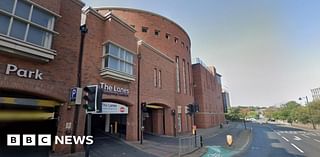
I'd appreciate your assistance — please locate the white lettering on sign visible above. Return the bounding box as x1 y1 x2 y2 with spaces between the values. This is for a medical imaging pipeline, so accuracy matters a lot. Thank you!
5 64 43 80
100 82 129 96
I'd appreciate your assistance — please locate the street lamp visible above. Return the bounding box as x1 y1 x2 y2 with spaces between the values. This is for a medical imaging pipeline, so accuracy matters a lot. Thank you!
299 96 316 129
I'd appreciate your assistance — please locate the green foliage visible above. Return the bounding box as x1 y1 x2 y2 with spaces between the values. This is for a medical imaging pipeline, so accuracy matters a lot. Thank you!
225 107 241 121
265 100 320 126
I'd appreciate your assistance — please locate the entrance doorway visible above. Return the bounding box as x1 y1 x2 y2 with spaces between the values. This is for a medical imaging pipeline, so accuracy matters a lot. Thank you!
90 102 128 139
0 90 60 157
143 105 165 135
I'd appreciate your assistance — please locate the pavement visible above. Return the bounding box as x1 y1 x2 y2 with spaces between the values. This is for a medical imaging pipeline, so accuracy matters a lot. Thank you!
238 122 320 157
202 122 252 157
125 122 250 157
48 122 250 157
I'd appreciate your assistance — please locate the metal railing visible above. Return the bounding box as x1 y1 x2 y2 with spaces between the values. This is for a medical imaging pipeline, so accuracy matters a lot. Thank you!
178 135 202 156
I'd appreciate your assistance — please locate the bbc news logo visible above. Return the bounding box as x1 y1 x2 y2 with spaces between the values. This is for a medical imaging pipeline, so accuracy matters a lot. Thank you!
6 134 94 146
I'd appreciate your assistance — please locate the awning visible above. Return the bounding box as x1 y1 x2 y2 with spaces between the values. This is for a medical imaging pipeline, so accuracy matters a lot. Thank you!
0 111 54 121
0 97 61 107
146 104 163 109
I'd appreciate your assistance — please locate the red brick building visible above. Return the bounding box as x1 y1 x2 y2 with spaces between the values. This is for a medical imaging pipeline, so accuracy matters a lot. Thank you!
80 7 194 142
0 0 85 154
0 1 225 155
192 58 225 128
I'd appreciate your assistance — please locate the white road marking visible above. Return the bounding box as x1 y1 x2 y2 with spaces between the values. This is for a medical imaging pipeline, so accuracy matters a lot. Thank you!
290 143 304 153
293 136 302 141
302 134 310 138
282 136 289 142
314 139 320 143
276 132 281 136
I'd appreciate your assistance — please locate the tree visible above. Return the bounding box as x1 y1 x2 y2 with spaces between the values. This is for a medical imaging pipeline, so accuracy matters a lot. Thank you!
309 100 320 125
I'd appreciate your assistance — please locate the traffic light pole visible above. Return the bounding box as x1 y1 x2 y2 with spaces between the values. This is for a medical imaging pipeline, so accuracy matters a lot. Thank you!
85 113 92 157
72 24 88 153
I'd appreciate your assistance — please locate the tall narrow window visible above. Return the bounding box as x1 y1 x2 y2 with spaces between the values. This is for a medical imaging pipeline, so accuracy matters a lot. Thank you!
158 70 162 88
154 68 157 87
176 56 180 93
187 62 191 95
182 59 186 94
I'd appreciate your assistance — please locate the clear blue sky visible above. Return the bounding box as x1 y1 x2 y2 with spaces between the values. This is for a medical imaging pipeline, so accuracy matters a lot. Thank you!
82 0 320 107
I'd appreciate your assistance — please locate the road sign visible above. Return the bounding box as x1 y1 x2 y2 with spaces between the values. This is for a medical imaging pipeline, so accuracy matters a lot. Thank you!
70 87 82 105
70 88 77 101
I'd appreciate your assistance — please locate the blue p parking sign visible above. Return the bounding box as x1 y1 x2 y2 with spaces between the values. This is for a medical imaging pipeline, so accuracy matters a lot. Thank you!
70 88 77 101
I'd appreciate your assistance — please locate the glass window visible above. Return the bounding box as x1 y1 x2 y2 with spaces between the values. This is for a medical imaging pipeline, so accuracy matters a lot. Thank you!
176 56 180 93
142 26 148 32
125 63 133 75
120 49 125 60
27 25 46 46
158 70 162 88
31 7 51 27
108 56 119 70
0 14 10 34
0 0 55 49
0 0 15 13
15 0 31 20
10 19 27 40
125 53 133 63
154 68 157 87
109 44 119 57
104 43 134 76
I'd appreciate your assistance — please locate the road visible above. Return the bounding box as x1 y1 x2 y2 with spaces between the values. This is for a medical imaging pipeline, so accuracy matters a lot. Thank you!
239 122 320 157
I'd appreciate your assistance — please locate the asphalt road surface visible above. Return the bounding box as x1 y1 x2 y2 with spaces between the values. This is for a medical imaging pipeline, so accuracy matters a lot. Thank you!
239 122 320 157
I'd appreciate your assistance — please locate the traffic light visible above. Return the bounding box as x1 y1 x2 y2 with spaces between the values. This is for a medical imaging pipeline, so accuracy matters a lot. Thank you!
194 104 200 112
83 85 102 113
141 102 148 112
187 104 194 115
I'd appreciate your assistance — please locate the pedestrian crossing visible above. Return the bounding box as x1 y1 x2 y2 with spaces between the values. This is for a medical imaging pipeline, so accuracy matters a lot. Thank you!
276 131 320 137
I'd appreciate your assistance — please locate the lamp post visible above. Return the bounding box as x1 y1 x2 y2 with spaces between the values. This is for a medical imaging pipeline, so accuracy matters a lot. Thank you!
299 96 316 129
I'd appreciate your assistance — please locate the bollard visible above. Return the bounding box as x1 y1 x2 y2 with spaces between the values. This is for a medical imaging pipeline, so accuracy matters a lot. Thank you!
226 134 233 146
200 136 203 147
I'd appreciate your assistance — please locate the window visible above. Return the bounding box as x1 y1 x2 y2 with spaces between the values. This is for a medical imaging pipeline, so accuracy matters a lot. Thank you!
155 29 160 36
182 59 186 94
181 42 184 47
158 70 162 88
103 43 134 76
176 56 180 93
154 68 157 87
174 37 178 43
130 25 135 28
188 63 192 96
165 33 170 39
142 26 148 32
186 46 189 51
0 0 55 49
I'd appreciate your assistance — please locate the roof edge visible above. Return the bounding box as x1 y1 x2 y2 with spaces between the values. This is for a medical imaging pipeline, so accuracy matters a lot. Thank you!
94 6 191 45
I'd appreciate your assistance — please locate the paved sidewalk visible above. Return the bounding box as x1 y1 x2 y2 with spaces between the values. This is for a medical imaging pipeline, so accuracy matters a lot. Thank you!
125 122 240 157
274 122 320 133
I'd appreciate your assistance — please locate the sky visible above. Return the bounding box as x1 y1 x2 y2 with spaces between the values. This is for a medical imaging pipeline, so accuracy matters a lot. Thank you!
82 0 320 107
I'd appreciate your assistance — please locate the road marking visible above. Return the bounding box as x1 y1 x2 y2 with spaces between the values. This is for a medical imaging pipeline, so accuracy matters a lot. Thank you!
276 132 281 136
281 136 289 142
302 134 310 138
293 136 302 141
290 143 304 153
314 139 320 143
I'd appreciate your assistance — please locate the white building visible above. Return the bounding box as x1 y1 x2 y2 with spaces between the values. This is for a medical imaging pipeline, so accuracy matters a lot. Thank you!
311 87 320 100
